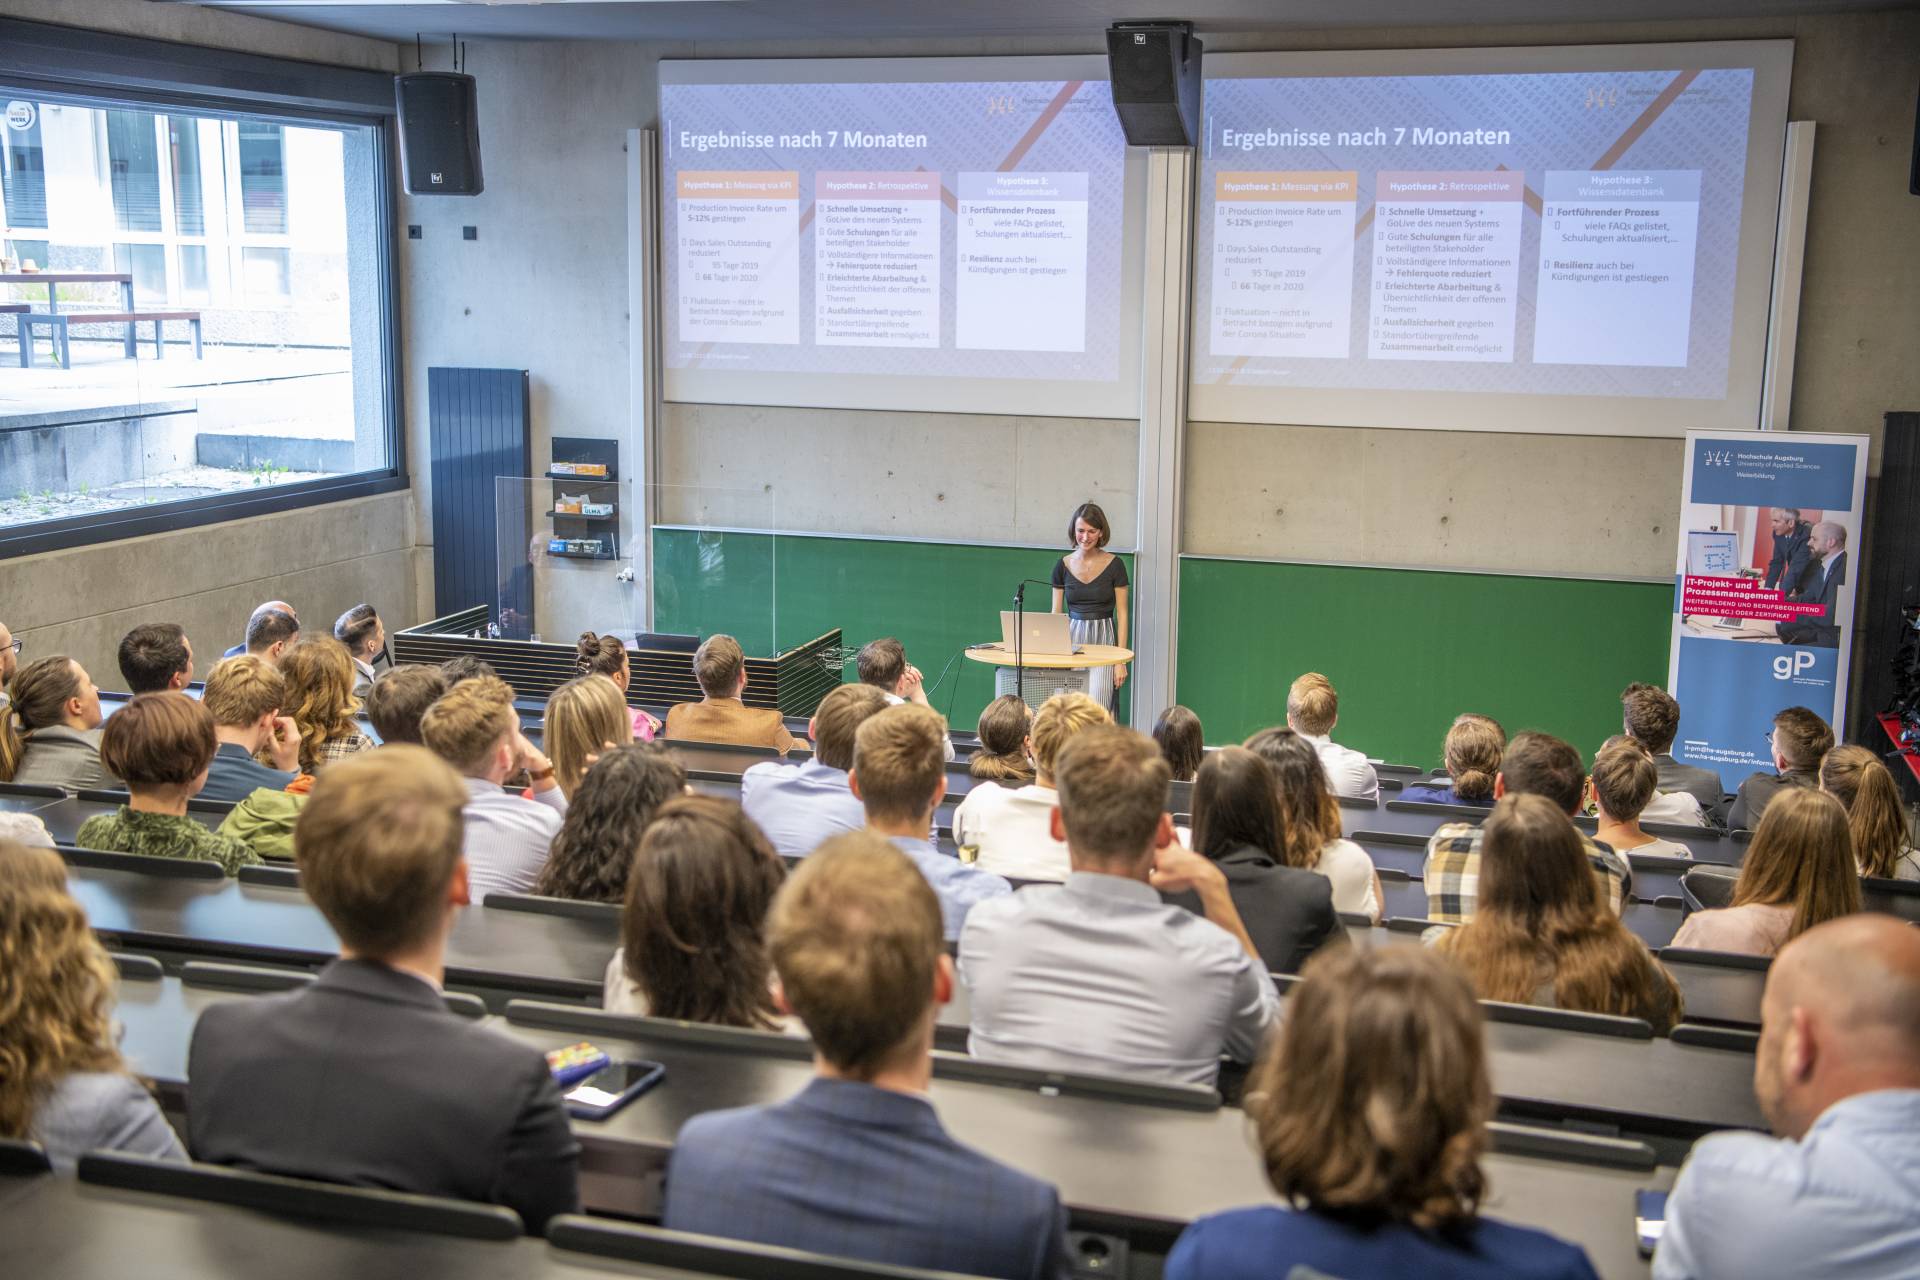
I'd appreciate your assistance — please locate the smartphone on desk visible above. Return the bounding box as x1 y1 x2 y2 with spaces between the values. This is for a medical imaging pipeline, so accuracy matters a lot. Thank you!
1635 1189 1669 1258
564 1059 666 1120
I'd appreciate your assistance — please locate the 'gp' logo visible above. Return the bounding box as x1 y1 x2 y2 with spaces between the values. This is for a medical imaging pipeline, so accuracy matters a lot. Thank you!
1772 652 1816 680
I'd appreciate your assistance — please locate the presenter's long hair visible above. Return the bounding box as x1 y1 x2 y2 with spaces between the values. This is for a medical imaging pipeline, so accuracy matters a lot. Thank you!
0 842 127 1139
1243 727 1342 871
1435 795 1681 1032
1820 745 1910 880
1733 788 1861 939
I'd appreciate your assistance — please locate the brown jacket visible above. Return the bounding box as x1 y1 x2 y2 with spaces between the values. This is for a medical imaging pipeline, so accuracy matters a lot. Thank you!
663 697 796 753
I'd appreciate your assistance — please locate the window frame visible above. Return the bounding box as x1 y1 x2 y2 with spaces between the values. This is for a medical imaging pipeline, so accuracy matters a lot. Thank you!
0 18 407 560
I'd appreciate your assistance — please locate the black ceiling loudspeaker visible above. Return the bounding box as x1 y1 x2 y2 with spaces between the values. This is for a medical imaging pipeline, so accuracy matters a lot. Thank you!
397 72 483 196
1106 21 1202 148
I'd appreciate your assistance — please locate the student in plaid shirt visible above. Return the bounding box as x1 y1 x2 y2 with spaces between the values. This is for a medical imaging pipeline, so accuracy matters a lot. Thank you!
1424 731 1630 924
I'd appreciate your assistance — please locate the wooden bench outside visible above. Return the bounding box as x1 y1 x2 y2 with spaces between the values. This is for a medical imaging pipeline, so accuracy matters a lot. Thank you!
17 308 203 368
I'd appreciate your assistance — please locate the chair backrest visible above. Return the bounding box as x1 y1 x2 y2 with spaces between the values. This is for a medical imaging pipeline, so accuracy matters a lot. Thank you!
0 780 66 799
1681 866 1740 913
77 1151 523 1240
74 788 134 805
1485 1121 1657 1170
1385 916 1454 935
0 1137 53 1176
1374 865 1414 883
109 952 166 981
58 844 225 880
182 961 314 993
1658 945 1772 973
1478 998 1654 1040
1336 795 1378 812
1386 798 1486 820
481 891 620 925
1860 875 1920 923
547 1218 989 1280
237 863 302 889
1671 1023 1761 1053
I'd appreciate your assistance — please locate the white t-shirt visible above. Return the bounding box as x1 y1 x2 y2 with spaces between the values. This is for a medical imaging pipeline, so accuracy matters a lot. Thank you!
1615 834 1694 860
1312 837 1379 922
951 782 1070 882
1641 789 1708 828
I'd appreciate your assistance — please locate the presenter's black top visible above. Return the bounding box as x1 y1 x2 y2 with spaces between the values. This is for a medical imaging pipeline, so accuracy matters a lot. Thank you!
1053 556 1127 621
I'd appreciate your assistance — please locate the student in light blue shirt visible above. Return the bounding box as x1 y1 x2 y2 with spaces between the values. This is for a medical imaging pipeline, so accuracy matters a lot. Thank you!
850 702 1008 942
741 683 888 858
1655 914 1920 1280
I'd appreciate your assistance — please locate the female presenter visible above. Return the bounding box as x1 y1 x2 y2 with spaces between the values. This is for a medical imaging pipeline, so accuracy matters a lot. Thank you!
1051 501 1129 709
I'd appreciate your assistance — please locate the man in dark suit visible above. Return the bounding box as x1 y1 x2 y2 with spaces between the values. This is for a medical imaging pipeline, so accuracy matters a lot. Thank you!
662 830 1070 1280
1621 682 1729 827
1762 508 1814 593
186 745 581 1232
1780 522 1848 648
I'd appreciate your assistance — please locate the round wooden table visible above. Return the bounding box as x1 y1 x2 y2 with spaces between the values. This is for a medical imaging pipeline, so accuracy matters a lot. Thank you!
963 643 1133 671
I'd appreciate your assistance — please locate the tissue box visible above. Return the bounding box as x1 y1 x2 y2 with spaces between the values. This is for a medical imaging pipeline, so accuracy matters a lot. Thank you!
581 502 614 517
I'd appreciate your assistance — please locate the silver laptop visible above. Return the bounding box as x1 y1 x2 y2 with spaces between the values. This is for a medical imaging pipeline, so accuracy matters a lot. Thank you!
998 611 1081 655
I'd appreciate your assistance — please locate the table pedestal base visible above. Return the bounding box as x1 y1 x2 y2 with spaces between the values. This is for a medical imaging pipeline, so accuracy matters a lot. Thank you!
994 665 1089 712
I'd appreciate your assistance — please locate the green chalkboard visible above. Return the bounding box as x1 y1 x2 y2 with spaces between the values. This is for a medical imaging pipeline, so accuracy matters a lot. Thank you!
1176 557 1674 768
653 529 1133 733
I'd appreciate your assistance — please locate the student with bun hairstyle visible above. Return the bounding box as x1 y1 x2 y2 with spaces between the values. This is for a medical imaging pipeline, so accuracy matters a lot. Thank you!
1671 788 1861 957
968 694 1035 785
1729 706 1832 831
1400 714 1505 807
1435 794 1681 1033
1820 744 1920 881
574 631 660 740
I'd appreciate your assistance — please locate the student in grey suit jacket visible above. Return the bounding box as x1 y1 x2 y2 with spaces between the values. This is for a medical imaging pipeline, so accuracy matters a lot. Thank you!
186 747 580 1232
4 656 118 793
663 831 1070 1280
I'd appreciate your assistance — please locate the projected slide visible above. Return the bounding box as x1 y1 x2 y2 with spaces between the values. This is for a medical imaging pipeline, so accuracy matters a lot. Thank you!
1192 42 1791 435
660 58 1139 417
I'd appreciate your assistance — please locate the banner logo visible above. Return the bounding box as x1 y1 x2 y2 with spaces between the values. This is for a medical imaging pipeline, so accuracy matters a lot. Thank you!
1772 651 1816 680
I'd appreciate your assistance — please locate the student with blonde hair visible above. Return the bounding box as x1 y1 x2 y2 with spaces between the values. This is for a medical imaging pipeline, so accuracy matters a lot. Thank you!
197 654 301 804
1167 946 1600 1279
0 841 188 1173
421 675 567 899
542 674 634 799
1436 795 1681 1033
952 690 1110 882
1671 788 1861 957
275 637 374 773
1820 744 1920 881
1400 713 1505 807
1285 672 1378 802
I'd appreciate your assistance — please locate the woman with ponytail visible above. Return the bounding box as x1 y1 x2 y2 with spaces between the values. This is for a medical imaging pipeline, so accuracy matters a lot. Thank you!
1821 744 1920 881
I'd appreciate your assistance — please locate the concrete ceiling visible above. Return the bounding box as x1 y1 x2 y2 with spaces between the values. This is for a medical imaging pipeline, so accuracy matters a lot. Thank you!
174 0 1916 45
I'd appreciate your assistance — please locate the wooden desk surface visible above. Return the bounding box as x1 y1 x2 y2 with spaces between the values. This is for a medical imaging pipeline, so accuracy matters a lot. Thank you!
964 643 1132 671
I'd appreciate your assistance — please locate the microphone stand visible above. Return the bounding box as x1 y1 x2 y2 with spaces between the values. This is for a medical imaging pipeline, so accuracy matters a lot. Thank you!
1013 580 1027 707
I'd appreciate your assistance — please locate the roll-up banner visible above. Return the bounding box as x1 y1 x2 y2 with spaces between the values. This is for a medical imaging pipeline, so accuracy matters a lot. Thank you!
1668 430 1870 791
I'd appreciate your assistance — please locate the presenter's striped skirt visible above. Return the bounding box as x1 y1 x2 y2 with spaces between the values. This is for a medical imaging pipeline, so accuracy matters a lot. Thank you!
1070 615 1118 711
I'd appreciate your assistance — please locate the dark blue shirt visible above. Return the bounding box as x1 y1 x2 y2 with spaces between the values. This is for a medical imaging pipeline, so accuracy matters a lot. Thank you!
1398 781 1495 808
197 741 295 805
1168 1205 1599 1280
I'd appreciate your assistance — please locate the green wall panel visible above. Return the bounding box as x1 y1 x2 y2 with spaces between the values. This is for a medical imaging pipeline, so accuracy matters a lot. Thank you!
1176 558 1673 768
653 529 1132 731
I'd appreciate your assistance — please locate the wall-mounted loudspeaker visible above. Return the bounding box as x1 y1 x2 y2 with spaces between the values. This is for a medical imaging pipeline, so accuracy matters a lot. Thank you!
1106 21 1203 148
396 72 483 196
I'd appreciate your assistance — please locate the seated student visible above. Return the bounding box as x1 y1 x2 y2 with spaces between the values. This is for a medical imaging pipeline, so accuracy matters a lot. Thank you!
1423 732 1632 925
575 630 661 740
438 654 497 687
1285 672 1378 802
537 743 685 904
968 694 1035 785
952 691 1109 882
1244 728 1383 923
0 841 187 1174
275 638 375 773
196 655 301 804
543 674 633 800
1152 704 1205 784
1729 706 1831 831
116 622 195 695
1167 946 1600 1280
420 675 567 899
604 795 791 1027
188 747 581 1232
1820 745 1920 882
1590 738 1695 858
1622 682 1729 827
362 664 447 746
1654 915 1920 1280
1671 789 1860 958
852 703 1010 940
663 634 796 753
332 603 384 699
741 682 887 858
663 831 1070 1279
75 693 259 876
241 607 300 664
855 637 955 762
1399 713 1504 808
1 656 117 793
222 600 296 658
1165 746 1341 974
1436 795 1681 1033
961 725 1279 1087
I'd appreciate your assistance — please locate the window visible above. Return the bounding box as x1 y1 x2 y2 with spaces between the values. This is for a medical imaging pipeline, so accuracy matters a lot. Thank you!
0 21 402 557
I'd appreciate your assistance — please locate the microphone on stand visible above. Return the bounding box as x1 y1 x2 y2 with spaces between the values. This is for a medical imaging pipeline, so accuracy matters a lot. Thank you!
1011 578 1054 708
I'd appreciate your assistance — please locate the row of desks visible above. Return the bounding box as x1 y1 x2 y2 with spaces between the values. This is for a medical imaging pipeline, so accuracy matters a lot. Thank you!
105 970 1694 1277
